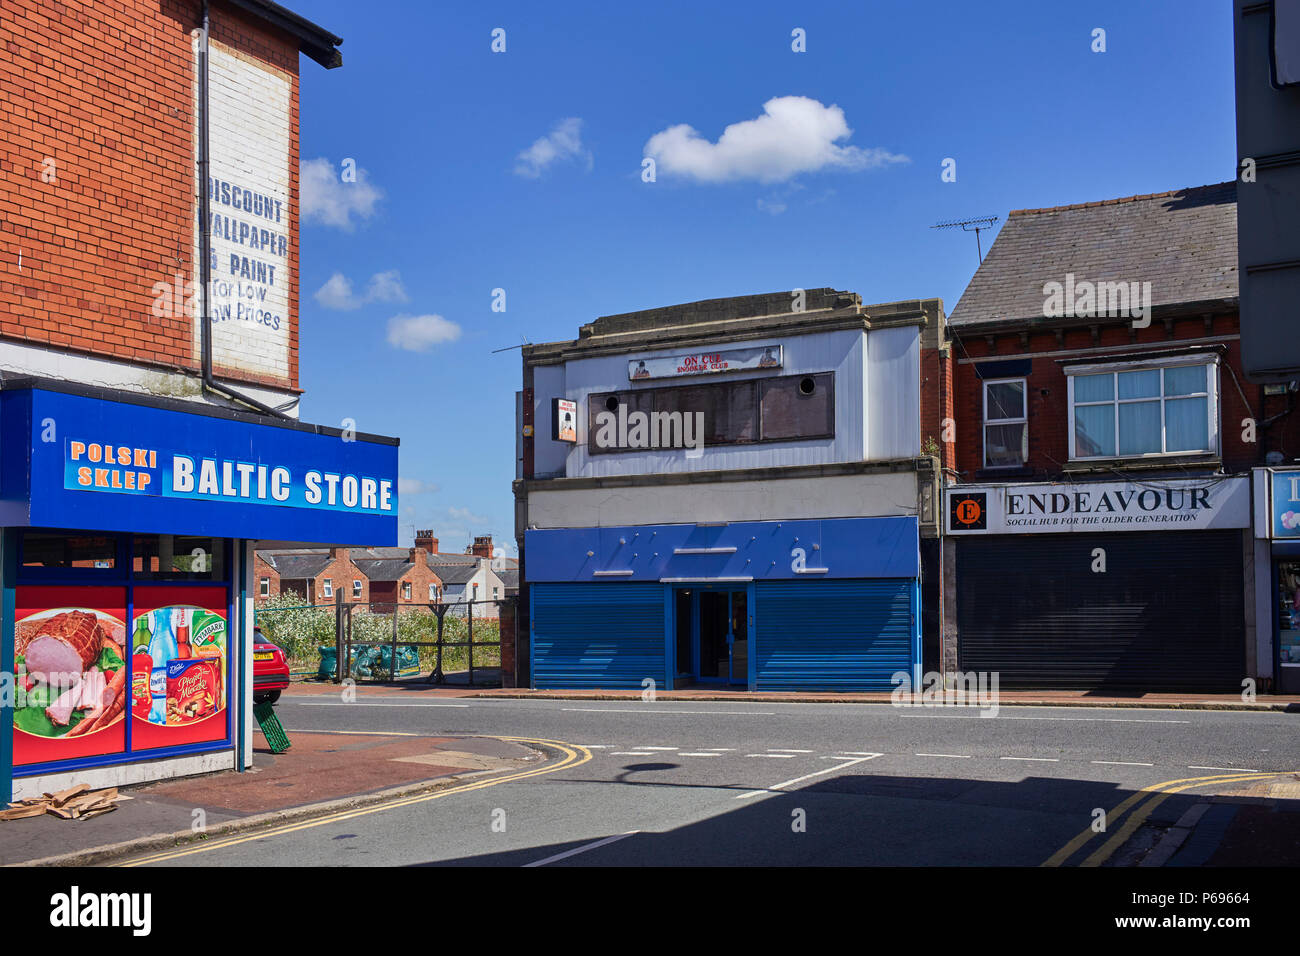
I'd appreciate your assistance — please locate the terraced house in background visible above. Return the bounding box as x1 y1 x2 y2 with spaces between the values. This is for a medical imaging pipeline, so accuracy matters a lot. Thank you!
939 182 1300 694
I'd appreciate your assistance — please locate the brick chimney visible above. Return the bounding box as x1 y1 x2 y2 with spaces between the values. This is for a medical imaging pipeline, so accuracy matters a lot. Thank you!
330 547 349 560
414 529 439 554
471 535 493 560
408 546 427 565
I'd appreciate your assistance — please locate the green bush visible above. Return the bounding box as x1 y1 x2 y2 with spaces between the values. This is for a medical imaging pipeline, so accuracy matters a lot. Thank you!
254 593 502 676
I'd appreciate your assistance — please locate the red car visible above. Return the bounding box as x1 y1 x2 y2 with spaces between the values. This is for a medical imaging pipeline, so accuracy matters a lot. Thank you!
252 625 290 704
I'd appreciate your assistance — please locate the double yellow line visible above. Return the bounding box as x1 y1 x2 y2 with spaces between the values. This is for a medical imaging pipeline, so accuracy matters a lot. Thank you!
118 736 591 867
1042 770 1290 867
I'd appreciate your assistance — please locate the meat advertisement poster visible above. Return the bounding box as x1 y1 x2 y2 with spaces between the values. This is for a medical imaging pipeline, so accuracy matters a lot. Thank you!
13 587 129 766
130 587 228 751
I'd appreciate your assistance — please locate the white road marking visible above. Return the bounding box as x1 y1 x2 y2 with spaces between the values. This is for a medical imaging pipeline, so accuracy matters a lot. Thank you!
736 754 882 800
634 747 679 751
746 753 798 758
294 701 471 708
1091 760 1154 767
1188 765 1260 773
524 831 639 867
916 753 972 759
767 749 814 753
609 752 656 756
678 752 723 757
839 751 879 756
999 756 1059 762
904 713 1189 724
561 708 775 716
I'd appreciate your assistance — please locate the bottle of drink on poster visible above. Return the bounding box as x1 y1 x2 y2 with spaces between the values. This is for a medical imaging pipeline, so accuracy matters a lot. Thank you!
147 608 177 724
176 608 192 660
133 614 151 653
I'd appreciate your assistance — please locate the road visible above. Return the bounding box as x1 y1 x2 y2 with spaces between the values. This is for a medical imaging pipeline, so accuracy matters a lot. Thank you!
122 694 1299 866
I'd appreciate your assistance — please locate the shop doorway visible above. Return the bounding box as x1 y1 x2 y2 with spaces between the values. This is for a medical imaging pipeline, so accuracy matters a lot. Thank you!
673 587 749 686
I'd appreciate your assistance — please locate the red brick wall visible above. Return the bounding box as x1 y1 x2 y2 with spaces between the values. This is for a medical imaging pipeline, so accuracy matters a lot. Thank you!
314 549 368 604
921 343 956 473
0 0 300 391
397 550 443 604
254 552 279 600
948 313 1299 478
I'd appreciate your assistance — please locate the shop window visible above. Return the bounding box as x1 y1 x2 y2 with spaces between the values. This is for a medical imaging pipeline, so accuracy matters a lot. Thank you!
352 579 362 598
402 581 412 600
983 378 1027 468
21 531 117 569
322 578 333 599
587 372 834 454
260 577 270 597
1069 360 1216 460
1278 562 1300 669
133 535 226 580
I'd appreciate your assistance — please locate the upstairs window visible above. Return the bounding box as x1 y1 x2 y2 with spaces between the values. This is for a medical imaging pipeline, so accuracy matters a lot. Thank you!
322 578 333 599
402 581 412 600
1069 360 1216 460
983 378 1027 468
352 579 362 598
260 577 270 597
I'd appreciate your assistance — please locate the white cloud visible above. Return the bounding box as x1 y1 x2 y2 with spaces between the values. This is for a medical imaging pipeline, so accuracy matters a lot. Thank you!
514 117 592 178
644 96 908 184
399 477 438 495
301 157 384 229
756 197 788 215
448 505 491 525
385 313 462 351
313 269 410 310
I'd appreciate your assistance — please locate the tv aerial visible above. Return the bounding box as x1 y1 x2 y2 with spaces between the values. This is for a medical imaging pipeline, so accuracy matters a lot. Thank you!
932 215 1000 263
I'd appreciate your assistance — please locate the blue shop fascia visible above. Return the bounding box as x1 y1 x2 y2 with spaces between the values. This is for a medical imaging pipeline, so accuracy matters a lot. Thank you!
0 378 398 801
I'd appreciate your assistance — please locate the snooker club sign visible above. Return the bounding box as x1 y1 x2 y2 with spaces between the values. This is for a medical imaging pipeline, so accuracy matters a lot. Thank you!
947 477 1249 535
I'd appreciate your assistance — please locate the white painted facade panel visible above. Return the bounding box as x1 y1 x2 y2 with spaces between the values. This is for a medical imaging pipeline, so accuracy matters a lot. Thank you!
866 325 922 460
197 40 293 385
526 471 920 529
536 328 899 480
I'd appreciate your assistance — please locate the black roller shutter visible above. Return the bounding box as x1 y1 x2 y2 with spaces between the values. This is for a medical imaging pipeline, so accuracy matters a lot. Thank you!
956 531 1244 690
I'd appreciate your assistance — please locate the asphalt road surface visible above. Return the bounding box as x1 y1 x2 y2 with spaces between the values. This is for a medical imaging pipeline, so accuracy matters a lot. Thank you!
123 694 1299 866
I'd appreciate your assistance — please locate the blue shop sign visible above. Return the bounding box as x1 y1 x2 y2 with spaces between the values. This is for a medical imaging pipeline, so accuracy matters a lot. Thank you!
1272 470 1300 538
525 516 919 582
0 385 399 544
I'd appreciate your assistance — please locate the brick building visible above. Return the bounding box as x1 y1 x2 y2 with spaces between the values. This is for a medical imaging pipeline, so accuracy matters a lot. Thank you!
352 547 444 606
932 182 1297 692
256 547 370 604
0 0 399 803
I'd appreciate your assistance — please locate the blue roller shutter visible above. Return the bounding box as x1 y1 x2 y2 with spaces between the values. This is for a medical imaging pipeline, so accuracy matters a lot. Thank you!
754 579 916 690
531 582 667 689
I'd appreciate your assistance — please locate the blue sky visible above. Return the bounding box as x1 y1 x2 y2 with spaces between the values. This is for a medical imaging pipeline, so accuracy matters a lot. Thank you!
287 0 1236 553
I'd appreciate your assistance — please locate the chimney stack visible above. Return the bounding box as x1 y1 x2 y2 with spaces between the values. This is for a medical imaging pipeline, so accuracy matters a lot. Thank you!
414 529 439 554
471 535 493 560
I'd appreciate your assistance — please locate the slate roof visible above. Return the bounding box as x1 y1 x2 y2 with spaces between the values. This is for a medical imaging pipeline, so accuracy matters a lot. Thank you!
947 182 1238 330
433 563 479 585
351 558 413 582
497 569 519 589
268 553 331 579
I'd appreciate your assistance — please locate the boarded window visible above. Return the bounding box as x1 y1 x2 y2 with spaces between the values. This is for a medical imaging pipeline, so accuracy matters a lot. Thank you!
587 372 833 454
758 373 834 441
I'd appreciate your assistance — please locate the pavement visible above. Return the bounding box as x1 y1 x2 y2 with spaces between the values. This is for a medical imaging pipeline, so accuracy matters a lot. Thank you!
291 677 1300 711
0 726 544 867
